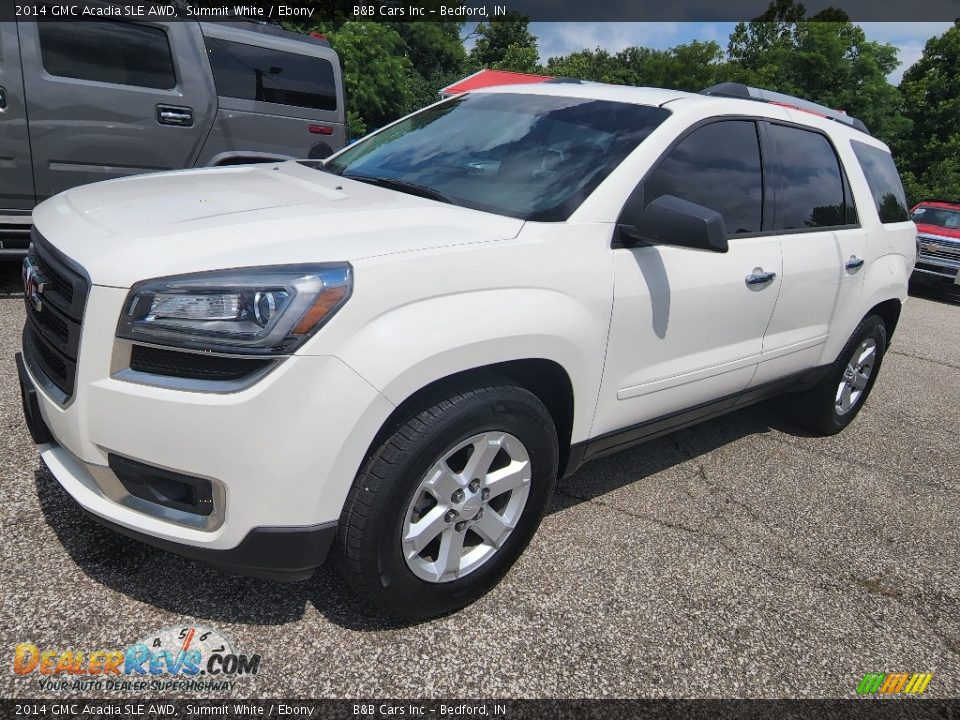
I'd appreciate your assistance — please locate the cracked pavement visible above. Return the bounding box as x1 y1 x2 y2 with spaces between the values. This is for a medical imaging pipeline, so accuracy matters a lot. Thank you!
1 263 958 699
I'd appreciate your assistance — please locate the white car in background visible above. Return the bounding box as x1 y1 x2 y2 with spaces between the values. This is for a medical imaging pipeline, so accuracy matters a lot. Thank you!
17 81 915 619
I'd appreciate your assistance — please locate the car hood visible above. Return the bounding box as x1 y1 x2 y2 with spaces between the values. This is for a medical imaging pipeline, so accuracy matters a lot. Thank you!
916 222 960 241
31 161 524 288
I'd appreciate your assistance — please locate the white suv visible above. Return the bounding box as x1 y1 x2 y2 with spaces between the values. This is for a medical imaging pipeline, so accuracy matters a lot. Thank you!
17 82 916 619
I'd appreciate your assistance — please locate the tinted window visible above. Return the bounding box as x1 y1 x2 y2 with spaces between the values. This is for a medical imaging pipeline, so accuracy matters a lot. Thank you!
852 141 910 224
644 121 763 235
204 37 337 111
325 93 669 222
38 22 175 90
768 124 848 230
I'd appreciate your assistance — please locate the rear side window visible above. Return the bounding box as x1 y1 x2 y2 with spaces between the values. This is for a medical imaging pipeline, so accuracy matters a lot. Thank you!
852 141 910 224
644 121 763 235
37 22 175 90
767 124 851 230
204 37 337 111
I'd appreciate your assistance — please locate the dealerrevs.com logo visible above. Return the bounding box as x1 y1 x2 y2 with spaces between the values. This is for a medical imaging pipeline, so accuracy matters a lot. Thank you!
13 626 260 693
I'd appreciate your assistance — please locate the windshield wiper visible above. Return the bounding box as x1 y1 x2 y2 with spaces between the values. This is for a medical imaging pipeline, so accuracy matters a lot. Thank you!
297 160 333 173
343 174 453 205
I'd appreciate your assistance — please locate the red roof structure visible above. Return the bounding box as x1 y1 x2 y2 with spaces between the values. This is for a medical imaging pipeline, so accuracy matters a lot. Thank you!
439 69 554 97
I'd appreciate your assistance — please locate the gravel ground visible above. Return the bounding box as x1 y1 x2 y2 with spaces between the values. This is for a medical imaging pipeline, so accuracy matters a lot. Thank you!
1 263 958 699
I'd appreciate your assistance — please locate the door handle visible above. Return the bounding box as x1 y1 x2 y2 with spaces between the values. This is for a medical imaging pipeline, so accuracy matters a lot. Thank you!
745 270 777 286
0 86 6 110
845 256 865 271
156 105 193 127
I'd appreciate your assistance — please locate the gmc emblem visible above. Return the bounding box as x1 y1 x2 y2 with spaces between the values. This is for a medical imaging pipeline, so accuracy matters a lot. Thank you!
22 258 46 313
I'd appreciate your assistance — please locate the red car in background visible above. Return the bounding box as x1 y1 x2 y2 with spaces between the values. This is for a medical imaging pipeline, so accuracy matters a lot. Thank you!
911 200 960 293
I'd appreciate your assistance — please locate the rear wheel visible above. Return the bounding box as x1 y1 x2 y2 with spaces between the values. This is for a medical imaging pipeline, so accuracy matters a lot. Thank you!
335 378 559 620
790 315 887 435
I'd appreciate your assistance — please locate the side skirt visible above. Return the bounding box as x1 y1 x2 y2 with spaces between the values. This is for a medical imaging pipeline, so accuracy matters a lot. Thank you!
562 366 827 477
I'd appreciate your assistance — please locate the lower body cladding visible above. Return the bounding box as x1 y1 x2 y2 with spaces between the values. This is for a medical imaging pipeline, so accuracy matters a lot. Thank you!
17 291 395 579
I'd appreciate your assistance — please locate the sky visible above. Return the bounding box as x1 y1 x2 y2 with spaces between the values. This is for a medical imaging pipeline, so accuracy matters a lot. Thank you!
518 22 955 84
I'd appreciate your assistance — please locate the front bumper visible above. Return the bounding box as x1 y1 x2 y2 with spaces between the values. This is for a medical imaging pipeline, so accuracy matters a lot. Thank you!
17 282 395 577
912 236 960 287
59 470 338 582
18 350 364 580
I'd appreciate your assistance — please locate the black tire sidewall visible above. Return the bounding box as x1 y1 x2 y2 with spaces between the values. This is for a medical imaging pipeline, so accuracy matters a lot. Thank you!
354 388 558 619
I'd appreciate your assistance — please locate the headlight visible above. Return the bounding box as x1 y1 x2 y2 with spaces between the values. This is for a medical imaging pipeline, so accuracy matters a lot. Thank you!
116 264 352 354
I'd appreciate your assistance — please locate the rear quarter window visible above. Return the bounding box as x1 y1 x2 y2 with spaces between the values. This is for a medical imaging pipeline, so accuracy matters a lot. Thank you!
851 141 909 224
204 37 337 112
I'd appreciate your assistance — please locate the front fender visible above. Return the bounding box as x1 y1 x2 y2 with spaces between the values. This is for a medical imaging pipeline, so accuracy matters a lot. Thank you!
330 288 608 444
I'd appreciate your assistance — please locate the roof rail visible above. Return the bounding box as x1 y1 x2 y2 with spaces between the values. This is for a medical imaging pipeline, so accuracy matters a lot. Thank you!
701 82 869 135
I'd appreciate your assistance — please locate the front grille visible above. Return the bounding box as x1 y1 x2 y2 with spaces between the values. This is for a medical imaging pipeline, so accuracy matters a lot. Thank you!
130 345 273 381
920 247 960 263
918 236 960 263
22 230 90 402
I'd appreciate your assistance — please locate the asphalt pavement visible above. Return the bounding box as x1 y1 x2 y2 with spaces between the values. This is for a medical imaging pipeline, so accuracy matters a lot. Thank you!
1 262 957 699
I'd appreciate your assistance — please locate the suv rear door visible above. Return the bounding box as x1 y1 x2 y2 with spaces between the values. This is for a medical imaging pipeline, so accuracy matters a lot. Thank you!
0 24 35 212
17 20 216 201
749 120 866 387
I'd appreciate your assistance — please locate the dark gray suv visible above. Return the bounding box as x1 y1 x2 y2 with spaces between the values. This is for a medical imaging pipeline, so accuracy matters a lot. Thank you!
0 20 346 258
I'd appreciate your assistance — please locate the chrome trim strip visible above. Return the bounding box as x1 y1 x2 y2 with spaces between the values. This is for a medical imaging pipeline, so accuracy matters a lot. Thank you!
917 232 960 245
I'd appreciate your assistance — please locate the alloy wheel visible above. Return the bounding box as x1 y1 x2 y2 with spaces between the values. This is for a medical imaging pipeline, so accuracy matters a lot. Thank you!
402 431 532 583
836 338 877 415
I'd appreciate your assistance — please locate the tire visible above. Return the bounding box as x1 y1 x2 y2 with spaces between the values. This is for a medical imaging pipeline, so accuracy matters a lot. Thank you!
335 376 559 620
790 314 888 436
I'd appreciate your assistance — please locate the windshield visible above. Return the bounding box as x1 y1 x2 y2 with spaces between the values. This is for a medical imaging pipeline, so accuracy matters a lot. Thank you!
912 205 960 230
322 93 670 221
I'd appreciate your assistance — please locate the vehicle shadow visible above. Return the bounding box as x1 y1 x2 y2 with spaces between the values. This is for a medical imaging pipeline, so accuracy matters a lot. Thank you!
33 399 811 632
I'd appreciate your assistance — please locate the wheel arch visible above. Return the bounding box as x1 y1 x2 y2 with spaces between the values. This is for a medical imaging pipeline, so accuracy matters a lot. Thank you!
867 297 903 343
362 359 576 482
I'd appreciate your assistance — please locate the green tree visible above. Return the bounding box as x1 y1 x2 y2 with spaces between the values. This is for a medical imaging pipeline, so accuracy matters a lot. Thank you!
543 42 727 91
726 1 907 145
898 21 960 202
391 22 468 109
467 16 539 70
317 22 417 137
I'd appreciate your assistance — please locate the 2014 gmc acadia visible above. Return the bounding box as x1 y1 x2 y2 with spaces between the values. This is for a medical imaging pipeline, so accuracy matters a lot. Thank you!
16 82 916 619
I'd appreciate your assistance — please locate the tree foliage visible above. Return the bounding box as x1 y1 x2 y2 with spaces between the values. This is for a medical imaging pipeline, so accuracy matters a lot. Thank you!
727 4 906 143
897 21 960 203
467 16 539 71
544 42 726 91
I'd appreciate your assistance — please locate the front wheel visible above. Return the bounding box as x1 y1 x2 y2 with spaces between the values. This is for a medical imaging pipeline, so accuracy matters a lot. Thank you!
790 315 888 435
335 378 559 620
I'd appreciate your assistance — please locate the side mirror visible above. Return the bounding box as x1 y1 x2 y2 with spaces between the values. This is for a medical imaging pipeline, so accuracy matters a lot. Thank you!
622 194 729 253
